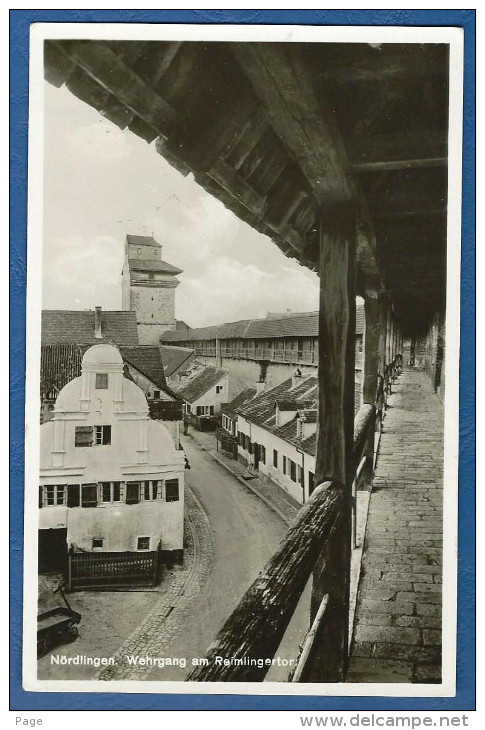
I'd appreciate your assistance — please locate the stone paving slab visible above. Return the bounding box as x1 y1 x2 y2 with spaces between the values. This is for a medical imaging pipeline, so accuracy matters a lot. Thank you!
347 370 444 684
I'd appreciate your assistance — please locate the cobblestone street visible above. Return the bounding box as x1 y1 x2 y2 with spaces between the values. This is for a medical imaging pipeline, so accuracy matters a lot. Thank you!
348 370 444 683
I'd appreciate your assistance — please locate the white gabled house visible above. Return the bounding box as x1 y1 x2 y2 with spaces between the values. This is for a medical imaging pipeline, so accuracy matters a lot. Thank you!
39 344 185 587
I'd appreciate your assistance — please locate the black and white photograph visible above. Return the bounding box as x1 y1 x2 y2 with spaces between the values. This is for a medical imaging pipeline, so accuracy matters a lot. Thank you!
23 22 463 696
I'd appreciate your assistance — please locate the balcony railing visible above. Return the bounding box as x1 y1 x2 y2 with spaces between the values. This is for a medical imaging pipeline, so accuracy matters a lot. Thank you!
195 345 318 366
193 345 363 369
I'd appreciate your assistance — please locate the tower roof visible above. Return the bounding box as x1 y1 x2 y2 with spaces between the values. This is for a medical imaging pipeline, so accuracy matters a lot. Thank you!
126 234 161 248
128 258 183 275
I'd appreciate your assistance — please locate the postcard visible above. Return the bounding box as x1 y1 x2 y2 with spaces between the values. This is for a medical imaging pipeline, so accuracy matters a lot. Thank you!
22 20 464 698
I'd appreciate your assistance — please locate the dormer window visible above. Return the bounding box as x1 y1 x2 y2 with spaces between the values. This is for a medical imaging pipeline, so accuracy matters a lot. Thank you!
95 373 108 389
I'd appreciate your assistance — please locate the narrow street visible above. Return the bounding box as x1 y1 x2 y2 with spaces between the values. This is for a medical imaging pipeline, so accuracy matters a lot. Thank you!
144 435 288 681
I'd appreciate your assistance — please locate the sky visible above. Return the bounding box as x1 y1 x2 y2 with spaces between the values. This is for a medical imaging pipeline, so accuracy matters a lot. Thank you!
42 82 320 328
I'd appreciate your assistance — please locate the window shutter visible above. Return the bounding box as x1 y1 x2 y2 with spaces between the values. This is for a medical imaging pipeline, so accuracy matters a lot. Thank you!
67 484 80 507
165 479 179 502
81 484 97 507
75 426 93 447
39 486 43 509
126 482 140 505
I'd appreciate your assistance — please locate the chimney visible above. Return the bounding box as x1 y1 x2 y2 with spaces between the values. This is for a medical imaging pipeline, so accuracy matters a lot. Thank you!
94 306 102 339
255 379 265 395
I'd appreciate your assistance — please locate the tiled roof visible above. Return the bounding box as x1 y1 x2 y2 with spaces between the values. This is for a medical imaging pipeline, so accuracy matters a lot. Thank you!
245 312 319 339
161 319 251 343
159 345 195 377
128 258 182 275
159 303 364 343
236 373 364 457
237 376 318 428
175 366 227 403
126 234 161 248
236 375 320 455
40 344 83 398
40 343 178 401
221 387 257 418
41 310 139 346
175 320 190 331
119 346 168 391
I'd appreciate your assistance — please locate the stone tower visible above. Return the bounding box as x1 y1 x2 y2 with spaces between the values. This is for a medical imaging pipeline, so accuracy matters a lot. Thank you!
122 234 182 346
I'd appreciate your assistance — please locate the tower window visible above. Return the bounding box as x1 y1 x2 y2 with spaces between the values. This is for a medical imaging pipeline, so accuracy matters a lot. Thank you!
92 538 104 550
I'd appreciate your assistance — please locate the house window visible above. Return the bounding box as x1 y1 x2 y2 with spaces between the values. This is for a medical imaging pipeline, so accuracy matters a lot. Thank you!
216 385 223 394
95 425 111 445
186 404 191 414
101 482 111 502
75 425 93 447
297 465 303 486
308 471 315 496
290 460 297 482
273 450 278 468
153 390 160 399
126 482 140 505
196 405 214 416
44 485 66 506
137 536 150 551
165 479 179 502
260 445 266 465
283 456 287 475
95 373 108 389
67 484 80 507
92 538 104 550
81 484 98 508
113 482 122 501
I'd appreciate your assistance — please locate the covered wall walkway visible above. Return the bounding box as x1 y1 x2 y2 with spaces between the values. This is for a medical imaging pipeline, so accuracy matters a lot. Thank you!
348 369 443 683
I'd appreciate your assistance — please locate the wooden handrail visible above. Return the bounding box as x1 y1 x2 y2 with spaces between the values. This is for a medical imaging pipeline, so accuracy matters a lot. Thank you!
186 481 341 681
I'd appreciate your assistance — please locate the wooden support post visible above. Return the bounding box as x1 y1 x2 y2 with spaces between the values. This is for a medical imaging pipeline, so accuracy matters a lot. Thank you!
363 292 380 406
362 291 380 485
312 207 356 681
378 297 388 375
386 309 392 366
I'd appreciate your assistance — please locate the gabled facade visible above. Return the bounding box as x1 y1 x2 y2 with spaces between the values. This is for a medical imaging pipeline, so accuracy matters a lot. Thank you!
236 374 319 505
39 344 185 583
175 366 229 431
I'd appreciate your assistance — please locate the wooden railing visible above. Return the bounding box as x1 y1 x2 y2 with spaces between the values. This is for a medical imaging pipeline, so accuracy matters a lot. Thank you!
186 403 377 683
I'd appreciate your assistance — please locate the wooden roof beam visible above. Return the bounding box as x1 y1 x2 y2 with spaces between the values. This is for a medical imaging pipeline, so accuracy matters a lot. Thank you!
230 43 356 207
49 41 178 135
354 157 447 173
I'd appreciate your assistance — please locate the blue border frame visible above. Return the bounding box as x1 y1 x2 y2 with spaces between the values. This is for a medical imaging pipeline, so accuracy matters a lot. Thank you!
10 9 475 711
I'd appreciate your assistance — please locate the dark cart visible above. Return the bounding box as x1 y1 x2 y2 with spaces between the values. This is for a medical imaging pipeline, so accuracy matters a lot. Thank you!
37 584 81 658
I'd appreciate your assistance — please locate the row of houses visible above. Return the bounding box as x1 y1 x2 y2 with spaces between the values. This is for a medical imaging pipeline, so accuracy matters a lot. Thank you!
219 371 364 507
